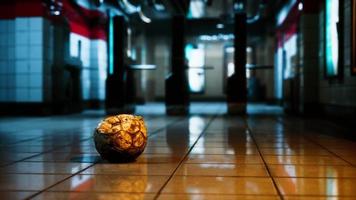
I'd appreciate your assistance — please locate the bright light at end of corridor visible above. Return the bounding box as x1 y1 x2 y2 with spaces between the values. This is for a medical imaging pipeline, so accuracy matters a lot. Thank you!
298 2 303 11
216 23 224 29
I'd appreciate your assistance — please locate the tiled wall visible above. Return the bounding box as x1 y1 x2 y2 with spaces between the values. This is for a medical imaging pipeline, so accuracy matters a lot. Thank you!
0 17 45 103
70 33 91 100
0 18 107 106
318 0 356 107
90 39 107 101
69 33 107 101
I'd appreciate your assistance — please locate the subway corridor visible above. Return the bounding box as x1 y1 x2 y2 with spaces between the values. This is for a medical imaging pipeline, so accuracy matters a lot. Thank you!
0 103 356 199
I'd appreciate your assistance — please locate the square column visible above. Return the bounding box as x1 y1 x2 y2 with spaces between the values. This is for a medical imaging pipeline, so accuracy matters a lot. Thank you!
227 13 247 115
105 16 132 114
165 15 190 115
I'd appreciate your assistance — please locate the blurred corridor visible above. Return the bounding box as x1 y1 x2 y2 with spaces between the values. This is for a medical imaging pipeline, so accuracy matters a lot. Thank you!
0 103 356 199
0 0 356 199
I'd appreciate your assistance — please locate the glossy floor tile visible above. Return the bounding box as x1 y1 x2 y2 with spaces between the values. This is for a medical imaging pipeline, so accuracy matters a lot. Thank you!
0 192 36 200
49 175 168 193
175 163 269 177
162 176 277 195
263 155 350 165
80 163 178 176
283 197 356 200
24 152 101 163
32 192 156 200
157 194 281 200
0 162 92 174
0 174 68 191
186 154 264 164
0 152 39 166
275 177 356 196
0 103 355 199
191 146 260 155
260 148 332 156
269 165 356 178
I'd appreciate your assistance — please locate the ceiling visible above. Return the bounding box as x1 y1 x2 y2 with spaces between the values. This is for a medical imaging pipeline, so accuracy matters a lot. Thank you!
101 0 284 42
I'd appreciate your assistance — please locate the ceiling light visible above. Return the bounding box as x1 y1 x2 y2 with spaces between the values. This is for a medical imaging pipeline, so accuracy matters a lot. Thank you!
216 23 224 29
154 4 165 11
53 10 60 16
298 2 303 11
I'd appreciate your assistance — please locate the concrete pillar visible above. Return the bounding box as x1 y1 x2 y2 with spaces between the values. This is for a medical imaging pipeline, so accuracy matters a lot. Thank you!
227 13 247 115
165 15 190 115
105 16 132 114
299 1 322 115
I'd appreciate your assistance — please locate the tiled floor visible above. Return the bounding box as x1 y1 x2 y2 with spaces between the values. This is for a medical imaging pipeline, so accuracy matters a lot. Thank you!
0 103 356 199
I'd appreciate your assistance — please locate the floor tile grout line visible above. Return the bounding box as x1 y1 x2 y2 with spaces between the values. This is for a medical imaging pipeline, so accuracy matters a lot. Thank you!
0 115 156 148
28 160 348 165
0 137 93 168
36 116 186 200
157 192 356 197
153 114 218 200
274 118 356 168
6 117 180 198
245 118 284 200
25 162 97 200
302 137 356 167
2 125 96 147
25 116 188 199
147 117 185 139
184 163 351 166
166 175 356 179
3 173 272 178
0 136 46 147
14 173 349 179
1 118 182 168
6 187 356 197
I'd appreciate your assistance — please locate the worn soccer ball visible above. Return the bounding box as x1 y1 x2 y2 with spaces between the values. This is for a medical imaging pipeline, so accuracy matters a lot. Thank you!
94 114 147 163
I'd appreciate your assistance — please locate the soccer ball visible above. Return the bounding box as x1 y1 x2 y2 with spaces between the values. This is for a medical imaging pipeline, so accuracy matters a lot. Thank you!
94 114 147 162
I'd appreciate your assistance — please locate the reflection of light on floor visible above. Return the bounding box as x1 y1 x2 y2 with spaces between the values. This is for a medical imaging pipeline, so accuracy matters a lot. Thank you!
134 103 283 116
283 165 297 178
246 180 259 193
190 140 199 147
199 163 235 169
189 116 206 152
189 116 205 135
70 171 92 191
326 168 338 196
281 160 297 193
226 149 235 154
247 103 283 115
135 102 228 115
146 184 152 192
